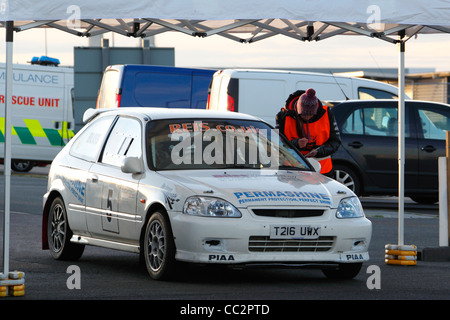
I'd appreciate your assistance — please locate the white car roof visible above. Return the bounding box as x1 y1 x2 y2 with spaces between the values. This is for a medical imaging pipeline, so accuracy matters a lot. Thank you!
83 107 263 123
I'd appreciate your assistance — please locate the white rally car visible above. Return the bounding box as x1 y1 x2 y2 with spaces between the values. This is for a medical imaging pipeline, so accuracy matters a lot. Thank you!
42 107 371 280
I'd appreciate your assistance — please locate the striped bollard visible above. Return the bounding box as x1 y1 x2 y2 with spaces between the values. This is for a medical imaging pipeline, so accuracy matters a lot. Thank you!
385 244 417 266
0 271 25 297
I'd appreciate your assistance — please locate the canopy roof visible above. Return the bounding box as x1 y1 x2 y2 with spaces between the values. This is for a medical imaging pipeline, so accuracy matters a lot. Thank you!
3 0 450 42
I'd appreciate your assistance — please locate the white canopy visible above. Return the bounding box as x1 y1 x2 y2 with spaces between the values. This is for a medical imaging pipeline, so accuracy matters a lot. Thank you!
2 0 450 42
2 0 450 275
3 0 450 25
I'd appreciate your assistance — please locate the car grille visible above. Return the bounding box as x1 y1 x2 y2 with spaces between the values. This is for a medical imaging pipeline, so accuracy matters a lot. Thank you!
251 209 324 218
248 236 335 252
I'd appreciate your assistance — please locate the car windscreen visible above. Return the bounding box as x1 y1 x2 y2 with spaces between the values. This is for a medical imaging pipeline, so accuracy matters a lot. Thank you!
146 118 311 171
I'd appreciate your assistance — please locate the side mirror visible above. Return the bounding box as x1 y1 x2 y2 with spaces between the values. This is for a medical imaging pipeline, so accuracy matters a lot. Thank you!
121 157 144 174
307 158 321 173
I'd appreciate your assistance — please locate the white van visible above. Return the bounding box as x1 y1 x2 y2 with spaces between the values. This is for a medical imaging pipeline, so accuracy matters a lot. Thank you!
207 69 401 126
0 58 74 171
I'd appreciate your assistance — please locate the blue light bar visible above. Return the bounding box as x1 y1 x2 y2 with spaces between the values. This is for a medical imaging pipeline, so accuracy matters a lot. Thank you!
30 56 60 66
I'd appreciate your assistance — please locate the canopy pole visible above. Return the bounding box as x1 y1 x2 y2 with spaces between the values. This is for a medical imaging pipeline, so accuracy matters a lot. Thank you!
397 33 406 246
2 21 13 275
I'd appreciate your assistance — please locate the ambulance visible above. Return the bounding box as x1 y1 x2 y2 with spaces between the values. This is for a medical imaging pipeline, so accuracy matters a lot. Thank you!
0 57 74 172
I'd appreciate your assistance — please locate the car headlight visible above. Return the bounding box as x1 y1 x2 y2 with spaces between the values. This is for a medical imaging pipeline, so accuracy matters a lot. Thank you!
336 197 365 219
183 196 242 218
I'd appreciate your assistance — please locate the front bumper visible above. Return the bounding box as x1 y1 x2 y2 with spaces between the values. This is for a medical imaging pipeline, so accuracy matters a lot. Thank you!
170 207 372 265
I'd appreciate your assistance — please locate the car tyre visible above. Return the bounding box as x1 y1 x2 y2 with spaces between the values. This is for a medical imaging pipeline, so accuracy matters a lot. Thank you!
11 160 33 172
143 211 176 280
322 262 362 279
409 195 438 205
333 164 361 196
47 197 84 260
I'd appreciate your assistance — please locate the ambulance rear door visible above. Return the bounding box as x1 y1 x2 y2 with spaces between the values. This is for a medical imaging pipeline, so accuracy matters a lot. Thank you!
0 63 74 166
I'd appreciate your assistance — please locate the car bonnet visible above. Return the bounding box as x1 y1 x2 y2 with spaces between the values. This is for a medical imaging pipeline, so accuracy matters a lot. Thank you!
157 169 347 209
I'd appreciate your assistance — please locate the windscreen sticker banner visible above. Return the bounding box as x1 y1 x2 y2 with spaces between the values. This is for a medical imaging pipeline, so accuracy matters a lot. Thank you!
234 190 331 205
168 122 259 133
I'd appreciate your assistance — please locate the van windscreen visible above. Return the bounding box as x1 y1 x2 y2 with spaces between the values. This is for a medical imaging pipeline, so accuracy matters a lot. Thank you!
97 70 121 108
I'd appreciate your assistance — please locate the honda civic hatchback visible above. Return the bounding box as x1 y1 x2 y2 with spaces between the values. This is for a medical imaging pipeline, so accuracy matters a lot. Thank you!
331 99 450 204
42 107 371 280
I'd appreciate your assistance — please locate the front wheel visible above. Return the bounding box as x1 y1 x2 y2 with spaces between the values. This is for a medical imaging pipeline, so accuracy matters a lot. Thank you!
47 197 84 260
322 263 362 279
143 211 176 280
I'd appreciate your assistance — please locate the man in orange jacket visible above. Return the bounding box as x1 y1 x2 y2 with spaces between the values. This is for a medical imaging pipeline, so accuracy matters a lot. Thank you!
283 88 341 176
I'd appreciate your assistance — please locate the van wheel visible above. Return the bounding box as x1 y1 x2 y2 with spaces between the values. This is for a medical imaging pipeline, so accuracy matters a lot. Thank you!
47 197 84 260
333 164 361 196
11 160 33 172
143 211 176 280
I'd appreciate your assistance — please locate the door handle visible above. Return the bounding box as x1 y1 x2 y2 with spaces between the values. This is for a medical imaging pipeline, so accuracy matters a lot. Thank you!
348 141 363 149
421 145 436 153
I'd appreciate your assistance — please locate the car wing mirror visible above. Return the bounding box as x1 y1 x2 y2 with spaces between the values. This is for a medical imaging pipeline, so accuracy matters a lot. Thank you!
121 157 144 174
307 158 321 173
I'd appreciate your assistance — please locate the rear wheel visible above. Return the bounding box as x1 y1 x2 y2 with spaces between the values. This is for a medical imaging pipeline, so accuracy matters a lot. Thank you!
143 211 176 280
409 194 438 205
47 197 84 260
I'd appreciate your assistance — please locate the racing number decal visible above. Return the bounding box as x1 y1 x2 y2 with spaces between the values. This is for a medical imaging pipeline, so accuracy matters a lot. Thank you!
101 187 119 233
106 189 113 222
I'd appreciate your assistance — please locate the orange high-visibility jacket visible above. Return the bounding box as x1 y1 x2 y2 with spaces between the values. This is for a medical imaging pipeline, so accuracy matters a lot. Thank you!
284 106 334 174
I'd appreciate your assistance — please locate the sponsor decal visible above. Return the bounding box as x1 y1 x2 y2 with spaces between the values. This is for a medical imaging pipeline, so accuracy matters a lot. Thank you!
208 254 235 261
345 253 365 261
233 190 331 205
58 175 85 203
161 183 180 210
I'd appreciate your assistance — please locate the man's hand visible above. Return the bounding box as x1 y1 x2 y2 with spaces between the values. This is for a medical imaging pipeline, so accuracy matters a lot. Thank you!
298 137 309 148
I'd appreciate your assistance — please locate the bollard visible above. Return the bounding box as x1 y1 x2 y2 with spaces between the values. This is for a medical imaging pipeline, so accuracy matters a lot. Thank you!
0 271 25 297
385 244 417 266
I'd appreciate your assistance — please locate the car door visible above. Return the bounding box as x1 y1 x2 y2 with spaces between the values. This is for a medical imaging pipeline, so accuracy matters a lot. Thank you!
414 102 450 190
85 116 143 242
67 114 116 235
338 102 418 192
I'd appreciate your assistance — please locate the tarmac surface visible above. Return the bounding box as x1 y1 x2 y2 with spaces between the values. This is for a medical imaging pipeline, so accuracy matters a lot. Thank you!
0 165 448 303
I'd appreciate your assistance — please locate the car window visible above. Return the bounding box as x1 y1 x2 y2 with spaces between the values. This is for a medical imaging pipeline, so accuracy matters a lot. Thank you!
70 116 115 161
101 116 142 167
358 87 398 99
146 119 311 171
342 106 410 137
418 107 450 140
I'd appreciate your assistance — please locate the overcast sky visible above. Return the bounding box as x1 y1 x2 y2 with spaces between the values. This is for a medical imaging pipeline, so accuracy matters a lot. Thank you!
1 28 450 73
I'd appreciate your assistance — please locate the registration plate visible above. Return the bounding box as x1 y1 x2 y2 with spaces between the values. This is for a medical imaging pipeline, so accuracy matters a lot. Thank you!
270 225 321 239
